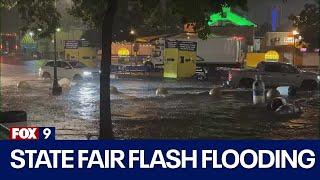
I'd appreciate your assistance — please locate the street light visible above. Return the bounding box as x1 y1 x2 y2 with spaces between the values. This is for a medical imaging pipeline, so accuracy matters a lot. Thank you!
52 27 62 96
292 30 300 65
129 29 137 58
28 31 36 59
29 31 34 37
292 30 299 36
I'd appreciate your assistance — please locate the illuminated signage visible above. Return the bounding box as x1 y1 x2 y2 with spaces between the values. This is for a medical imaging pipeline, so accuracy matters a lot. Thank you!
65 40 90 49
284 37 294 45
118 48 130 57
208 7 257 27
265 50 279 61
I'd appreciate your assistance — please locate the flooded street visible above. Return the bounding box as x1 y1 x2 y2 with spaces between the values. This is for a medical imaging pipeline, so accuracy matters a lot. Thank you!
1 58 319 139
73 79 319 139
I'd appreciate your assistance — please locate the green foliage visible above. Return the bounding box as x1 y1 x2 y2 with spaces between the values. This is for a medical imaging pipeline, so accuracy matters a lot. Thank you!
81 29 101 47
69 0 111 28
1 0 18 9
2 0 61 38
289 3 320 49
138 0 183 35
139 0 247 39
70 0 247 39
2 0 248 40
56 0 82 31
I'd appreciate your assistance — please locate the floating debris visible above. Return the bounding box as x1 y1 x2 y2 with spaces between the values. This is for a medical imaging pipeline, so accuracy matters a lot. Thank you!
58 78 71 91
156 88 168 96
209 87 222 97
17 81 31 91
266 89 281 100
110 86 121 95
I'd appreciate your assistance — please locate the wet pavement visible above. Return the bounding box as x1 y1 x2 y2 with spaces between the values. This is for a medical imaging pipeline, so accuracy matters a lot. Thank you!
1 57 319 139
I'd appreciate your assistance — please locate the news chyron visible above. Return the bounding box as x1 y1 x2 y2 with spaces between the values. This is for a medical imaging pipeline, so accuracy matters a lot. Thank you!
10 127 55 141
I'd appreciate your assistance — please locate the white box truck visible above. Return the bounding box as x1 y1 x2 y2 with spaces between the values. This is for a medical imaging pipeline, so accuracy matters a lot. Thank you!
144 35 245 69
195 36 245 68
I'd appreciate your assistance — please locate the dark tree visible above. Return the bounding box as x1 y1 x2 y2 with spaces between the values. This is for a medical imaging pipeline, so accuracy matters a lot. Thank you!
138 0 183 35
81 29 102 48
289 3 320 49
71 0 248 139
3 0 248 139
139 0 247 39
70 0 118 139
255 22 272 37
2 0 61 38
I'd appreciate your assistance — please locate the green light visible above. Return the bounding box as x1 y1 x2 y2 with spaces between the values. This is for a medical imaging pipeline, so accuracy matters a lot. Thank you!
164 72 178 79
208 7 257 27
21 33 36 44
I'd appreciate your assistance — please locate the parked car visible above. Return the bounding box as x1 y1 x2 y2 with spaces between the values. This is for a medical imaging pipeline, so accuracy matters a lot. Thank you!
227 61 320 90
39 60 99 80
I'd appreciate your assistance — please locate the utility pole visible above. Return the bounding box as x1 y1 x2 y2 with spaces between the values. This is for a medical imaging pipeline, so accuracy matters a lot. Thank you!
293 36 296 66
52 29 62 96
292 30 299 66
52 0 62 96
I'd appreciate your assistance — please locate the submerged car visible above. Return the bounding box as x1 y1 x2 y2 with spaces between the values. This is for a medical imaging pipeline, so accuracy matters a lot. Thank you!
39 60 99 80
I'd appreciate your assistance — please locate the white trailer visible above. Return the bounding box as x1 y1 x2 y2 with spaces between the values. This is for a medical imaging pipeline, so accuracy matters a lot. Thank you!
145 34 245 69
195 36 245 68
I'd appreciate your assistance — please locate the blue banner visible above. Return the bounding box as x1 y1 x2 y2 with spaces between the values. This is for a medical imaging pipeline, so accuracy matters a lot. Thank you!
0 140 319 179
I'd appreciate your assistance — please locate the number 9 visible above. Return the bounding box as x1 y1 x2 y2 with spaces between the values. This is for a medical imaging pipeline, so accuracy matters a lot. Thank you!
43 128 51 139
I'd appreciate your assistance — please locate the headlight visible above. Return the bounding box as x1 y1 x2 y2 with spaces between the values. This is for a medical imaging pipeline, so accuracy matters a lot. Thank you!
83 71 92 76
317 75 320 81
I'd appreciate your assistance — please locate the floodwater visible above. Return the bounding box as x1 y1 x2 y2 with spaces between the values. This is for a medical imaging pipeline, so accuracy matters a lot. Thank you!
67 78 320 140
1 57 319 140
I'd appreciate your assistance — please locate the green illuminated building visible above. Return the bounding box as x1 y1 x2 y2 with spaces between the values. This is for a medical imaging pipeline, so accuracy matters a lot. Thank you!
208 7 257 27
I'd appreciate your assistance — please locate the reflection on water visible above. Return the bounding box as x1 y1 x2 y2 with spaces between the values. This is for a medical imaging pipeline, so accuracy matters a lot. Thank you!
64 79 319 140
111 79 214 98
66 82 99 120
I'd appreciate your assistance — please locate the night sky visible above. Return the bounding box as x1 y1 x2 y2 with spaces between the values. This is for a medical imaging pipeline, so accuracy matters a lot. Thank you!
244 0 316 31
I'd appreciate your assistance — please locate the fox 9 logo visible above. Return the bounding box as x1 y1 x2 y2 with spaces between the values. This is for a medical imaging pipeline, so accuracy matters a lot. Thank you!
10 127 55 141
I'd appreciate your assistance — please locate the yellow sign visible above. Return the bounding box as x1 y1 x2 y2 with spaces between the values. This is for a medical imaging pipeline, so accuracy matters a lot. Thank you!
246 53 265 68
164 40 197 79
118 48 130 57
265 50 279 61
246 51 279 68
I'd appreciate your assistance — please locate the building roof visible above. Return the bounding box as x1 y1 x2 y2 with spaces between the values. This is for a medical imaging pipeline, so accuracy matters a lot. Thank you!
208 7 257 27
